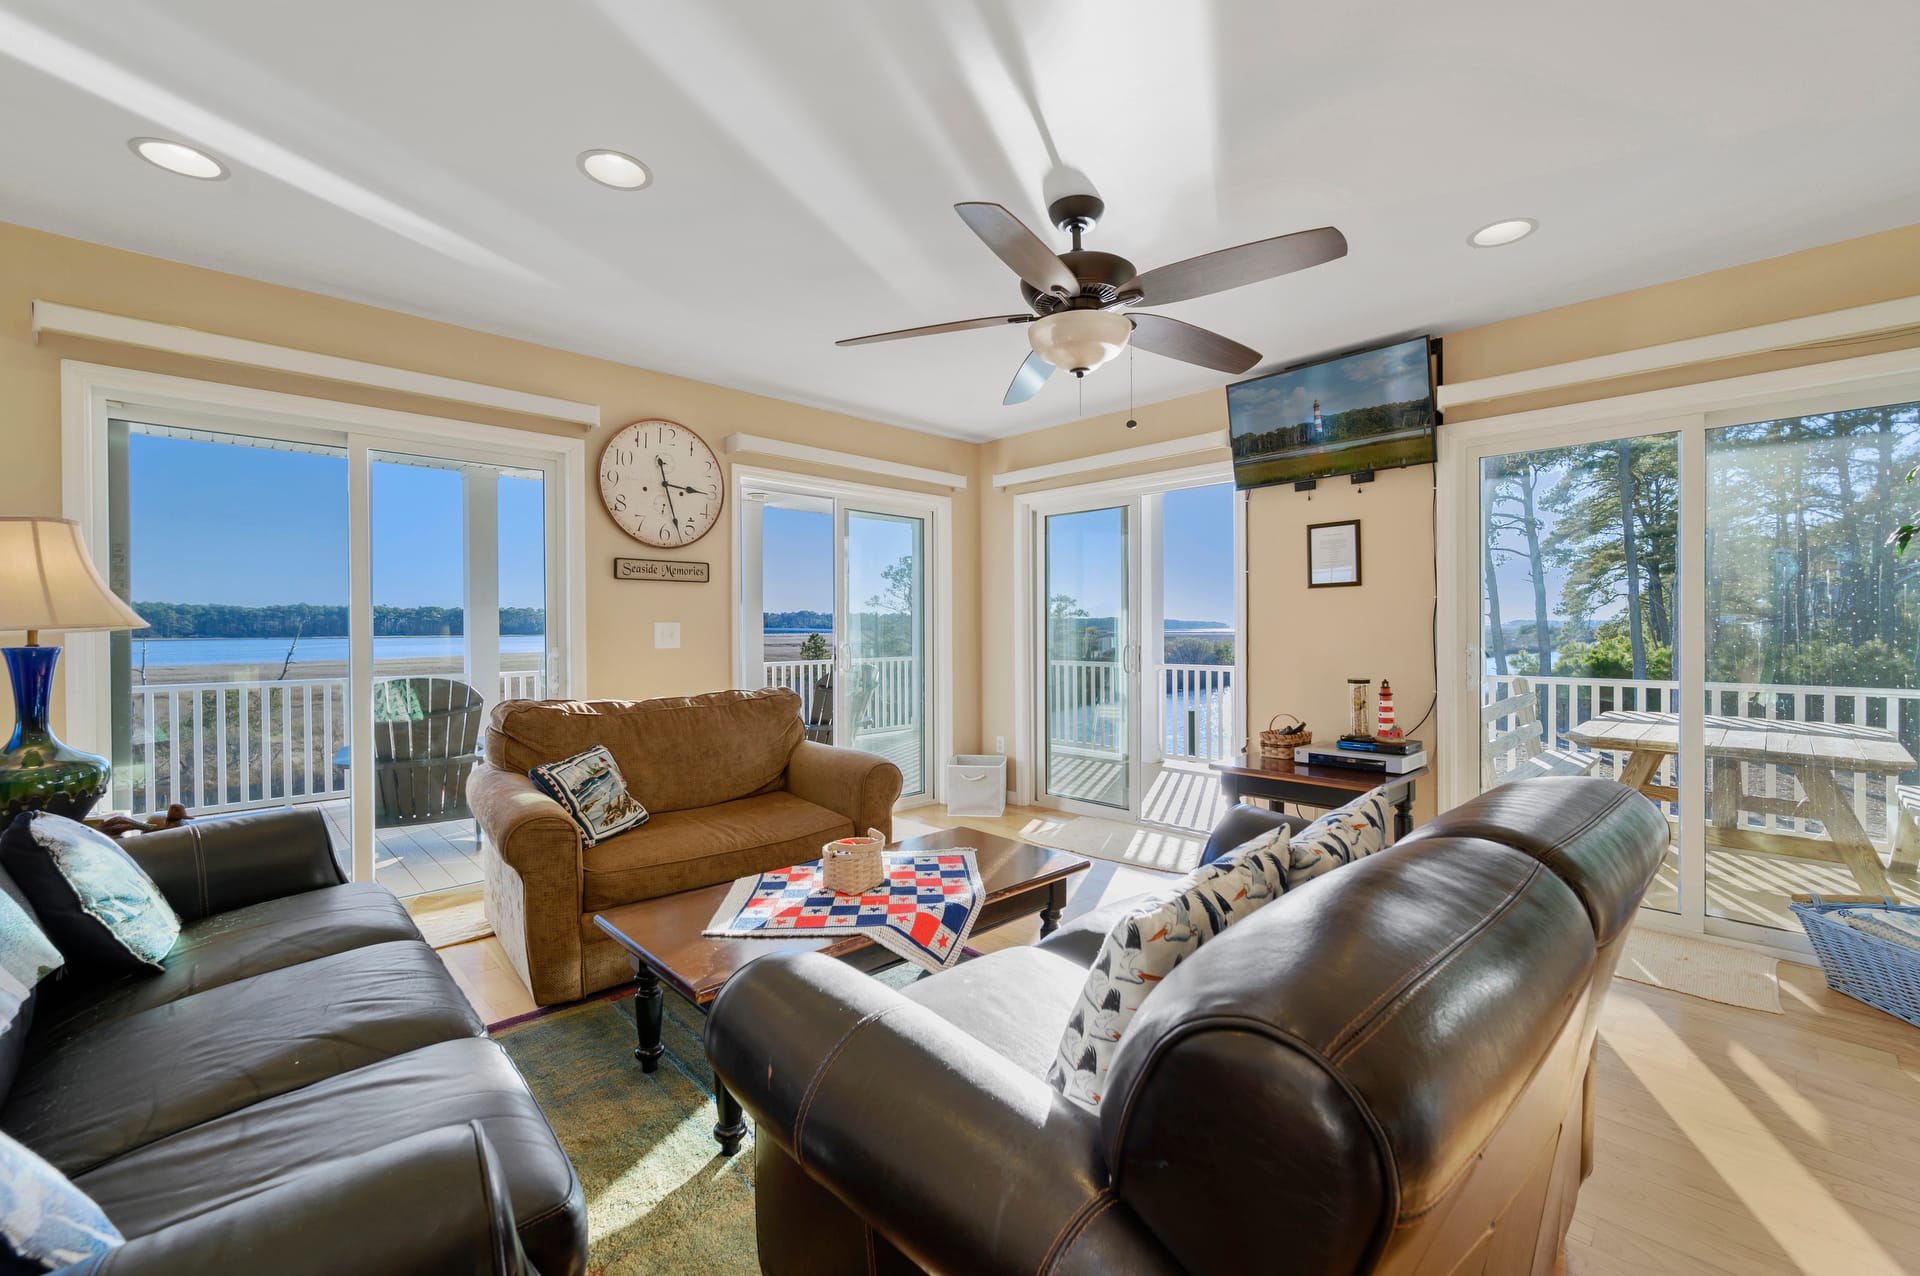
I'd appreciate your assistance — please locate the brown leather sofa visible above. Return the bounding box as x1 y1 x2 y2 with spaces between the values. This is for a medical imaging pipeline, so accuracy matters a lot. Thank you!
0 807 582 1276
470 687 902 1006
706 777 1667 1275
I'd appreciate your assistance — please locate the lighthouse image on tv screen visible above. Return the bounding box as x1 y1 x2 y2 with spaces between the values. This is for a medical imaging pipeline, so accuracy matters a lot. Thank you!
1227 337 1435 488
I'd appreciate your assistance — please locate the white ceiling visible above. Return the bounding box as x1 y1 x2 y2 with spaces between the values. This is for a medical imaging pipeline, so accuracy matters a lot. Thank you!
2 1 1917 442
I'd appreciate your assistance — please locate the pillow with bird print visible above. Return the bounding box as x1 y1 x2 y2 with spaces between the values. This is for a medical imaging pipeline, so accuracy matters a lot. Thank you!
1045 839 1287 1110
1286 785 1395 887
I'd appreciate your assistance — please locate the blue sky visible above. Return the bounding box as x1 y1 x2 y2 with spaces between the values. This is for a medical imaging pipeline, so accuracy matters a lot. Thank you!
129 433 547 608
766 483 1234 624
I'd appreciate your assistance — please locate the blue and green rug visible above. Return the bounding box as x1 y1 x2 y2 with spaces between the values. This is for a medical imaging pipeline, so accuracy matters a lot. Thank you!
494 968 924 1274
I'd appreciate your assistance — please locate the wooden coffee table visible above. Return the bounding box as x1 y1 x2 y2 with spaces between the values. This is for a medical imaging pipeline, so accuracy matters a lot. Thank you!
592 825 1089 1154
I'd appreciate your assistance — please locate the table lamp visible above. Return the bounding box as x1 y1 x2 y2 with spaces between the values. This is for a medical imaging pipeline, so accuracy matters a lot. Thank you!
0 517 147 822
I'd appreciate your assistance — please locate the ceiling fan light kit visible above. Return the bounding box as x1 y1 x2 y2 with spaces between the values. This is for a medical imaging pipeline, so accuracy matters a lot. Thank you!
838 192 1346 406
1028 310 1133 376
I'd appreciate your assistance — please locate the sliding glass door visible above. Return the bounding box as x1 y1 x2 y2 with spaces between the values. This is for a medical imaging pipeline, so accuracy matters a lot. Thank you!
1452 383 1920 952
1043 505 1137 812
736 472 947 806
98 405 569 898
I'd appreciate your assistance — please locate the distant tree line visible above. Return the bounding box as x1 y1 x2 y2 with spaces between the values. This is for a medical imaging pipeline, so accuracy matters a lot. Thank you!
131 602 546 638
764 609 834 631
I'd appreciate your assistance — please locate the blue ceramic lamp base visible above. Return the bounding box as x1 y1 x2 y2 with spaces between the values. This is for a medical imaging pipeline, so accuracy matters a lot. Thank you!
0 644 109 824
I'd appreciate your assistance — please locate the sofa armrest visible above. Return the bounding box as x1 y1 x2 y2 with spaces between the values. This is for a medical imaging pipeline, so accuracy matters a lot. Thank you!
119 807 344 923
783 741 902 840
72 1122 534 1276
706 953 1179 1276
469 764 581 876
1200 802 1306 865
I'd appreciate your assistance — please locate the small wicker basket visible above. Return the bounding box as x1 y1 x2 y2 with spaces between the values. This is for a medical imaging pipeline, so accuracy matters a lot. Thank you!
1259 713 1313 761
822 829 888 895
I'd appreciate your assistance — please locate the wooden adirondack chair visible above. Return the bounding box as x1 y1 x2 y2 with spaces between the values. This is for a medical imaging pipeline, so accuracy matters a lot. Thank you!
1481 676 1600 790
333 677 486 829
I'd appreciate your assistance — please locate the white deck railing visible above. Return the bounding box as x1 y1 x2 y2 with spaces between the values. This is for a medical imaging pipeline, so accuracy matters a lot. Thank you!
125 668 545 815
761 656 919 732
1486 673 1920 844
1046 660 1235 763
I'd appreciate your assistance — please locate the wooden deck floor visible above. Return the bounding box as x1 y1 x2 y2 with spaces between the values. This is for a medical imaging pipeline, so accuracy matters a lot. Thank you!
318 800 481 899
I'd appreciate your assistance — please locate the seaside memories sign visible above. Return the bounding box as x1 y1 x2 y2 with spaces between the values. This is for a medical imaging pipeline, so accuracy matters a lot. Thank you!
614 557 709 584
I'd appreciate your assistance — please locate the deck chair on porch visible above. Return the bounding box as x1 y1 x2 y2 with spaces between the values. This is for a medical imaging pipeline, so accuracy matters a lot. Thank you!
1482 676 1600 788
800 664 880 747
333 677 486 828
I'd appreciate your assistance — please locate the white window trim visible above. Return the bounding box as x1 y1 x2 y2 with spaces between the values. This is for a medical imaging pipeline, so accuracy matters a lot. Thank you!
1436 341 1920 961
1008 460 1240 814
728 464 954 810
59 361 589 870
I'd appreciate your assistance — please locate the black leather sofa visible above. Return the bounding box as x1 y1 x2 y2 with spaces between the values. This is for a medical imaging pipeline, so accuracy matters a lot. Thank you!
0 807 585 1276
707 777 1668 1276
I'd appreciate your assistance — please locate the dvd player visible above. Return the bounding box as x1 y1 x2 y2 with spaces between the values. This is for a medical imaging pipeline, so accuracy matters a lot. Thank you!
1299 744 1428 774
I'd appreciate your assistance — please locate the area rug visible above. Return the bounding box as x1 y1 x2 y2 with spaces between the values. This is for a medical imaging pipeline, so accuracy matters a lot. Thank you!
1616 926 1783 1013
407 885 493 948
493 968 922 1273
1017 815 1206 874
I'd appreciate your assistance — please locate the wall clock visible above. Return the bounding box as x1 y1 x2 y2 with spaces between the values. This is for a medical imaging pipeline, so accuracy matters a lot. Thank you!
598 418 723 548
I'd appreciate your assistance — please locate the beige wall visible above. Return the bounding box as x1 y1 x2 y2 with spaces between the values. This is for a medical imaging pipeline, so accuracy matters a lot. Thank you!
0 221 980 751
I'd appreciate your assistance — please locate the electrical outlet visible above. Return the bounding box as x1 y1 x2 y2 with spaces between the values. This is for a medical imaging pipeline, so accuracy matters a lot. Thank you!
653 622 681 649
995 736 1004 754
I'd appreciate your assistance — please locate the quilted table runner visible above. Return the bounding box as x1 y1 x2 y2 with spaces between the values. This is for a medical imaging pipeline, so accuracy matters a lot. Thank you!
703 849 984 972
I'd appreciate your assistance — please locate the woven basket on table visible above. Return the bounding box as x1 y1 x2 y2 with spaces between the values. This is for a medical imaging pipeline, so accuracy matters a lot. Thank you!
822 830 887 895
1259 713 1312 761
1789 894 1920 1028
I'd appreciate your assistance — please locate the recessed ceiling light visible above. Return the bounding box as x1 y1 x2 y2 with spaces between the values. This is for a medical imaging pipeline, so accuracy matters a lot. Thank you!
578 149 651 190
128 137 227 180
1469 218 1537 248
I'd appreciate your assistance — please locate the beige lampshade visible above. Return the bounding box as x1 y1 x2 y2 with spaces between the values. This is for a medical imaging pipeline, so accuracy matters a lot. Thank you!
0 517 147 637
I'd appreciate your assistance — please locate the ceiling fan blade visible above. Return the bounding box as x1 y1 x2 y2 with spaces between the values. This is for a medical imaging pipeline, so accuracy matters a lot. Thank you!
836 314 1033 347
1127 313 1261 374
1003 351 1054 405
955 203 1079 298
1132 226 1347 305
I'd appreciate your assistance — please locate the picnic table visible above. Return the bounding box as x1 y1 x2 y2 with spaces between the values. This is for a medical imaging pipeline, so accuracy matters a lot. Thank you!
1566 711 1916 901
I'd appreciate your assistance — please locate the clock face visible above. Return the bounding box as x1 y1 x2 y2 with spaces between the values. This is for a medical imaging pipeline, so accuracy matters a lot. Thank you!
598 419 723 548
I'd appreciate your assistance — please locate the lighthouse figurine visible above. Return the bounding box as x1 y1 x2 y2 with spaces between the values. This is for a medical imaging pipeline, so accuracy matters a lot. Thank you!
1376 679 1404 741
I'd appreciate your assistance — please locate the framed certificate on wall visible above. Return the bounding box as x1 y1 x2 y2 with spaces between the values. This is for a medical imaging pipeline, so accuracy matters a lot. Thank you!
1307 519 1361 588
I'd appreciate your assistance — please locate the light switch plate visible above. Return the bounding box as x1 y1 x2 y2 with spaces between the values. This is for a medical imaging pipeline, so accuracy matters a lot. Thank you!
654 621 681 649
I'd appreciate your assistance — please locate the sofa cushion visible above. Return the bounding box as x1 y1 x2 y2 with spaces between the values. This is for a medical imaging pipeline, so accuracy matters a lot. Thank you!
1 813 181 976
0 865 48 1099
29 882 422 1052
0 875 61 1035
71 1038 583 1276
529 745 650 846
1047 844 1288 1110
5 940 482 1176
1287 786 1394 885
902 946 1089 1078
485 687 804 815
581 791 851 912
0 1127 123 1270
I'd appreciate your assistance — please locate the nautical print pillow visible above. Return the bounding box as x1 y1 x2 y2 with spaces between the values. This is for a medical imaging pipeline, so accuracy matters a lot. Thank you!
0 886 62 1035
1286 786 1394 887
0 1128 124 1271
528 745 649 847
1046 839 1287 1110
0 813 180 976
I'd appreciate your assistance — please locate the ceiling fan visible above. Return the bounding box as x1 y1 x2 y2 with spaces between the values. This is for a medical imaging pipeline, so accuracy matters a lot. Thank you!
836 194 1347 405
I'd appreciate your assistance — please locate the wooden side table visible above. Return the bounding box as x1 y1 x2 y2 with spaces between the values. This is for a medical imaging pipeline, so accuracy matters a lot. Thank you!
1211 753 1427 840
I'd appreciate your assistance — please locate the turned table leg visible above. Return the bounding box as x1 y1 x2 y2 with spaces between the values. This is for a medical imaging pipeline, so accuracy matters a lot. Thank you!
713 1072 746 1156
632 961 665 1073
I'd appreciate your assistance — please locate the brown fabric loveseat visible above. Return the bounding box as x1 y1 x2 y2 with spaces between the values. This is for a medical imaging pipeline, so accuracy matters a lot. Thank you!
469 687 902 1006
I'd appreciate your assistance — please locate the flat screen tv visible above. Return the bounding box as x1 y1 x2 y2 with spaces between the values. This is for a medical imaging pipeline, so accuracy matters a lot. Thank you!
1226 336 1436 489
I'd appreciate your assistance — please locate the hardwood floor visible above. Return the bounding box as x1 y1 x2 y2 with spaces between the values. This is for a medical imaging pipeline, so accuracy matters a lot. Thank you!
439 804 1920 1274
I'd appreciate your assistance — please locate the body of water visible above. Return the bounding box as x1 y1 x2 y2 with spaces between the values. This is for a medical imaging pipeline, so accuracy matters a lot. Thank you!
131 634 547 667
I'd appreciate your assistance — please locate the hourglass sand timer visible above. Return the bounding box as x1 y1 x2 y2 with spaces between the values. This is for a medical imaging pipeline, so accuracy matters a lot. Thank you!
1345 678 1373 742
